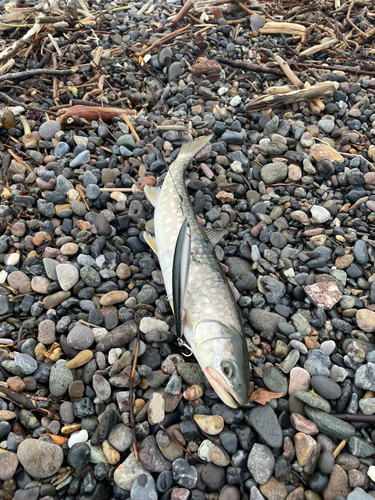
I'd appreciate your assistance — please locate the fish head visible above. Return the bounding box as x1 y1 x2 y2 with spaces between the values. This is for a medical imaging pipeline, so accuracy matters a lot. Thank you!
193 321 250 408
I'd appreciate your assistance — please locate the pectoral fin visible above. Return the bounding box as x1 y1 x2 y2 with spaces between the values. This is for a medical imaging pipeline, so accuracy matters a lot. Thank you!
144 233 158 254
144 186 161 207
205 228 227 246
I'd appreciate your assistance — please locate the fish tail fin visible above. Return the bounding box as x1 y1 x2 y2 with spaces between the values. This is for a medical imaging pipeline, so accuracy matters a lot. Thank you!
178 135 213 161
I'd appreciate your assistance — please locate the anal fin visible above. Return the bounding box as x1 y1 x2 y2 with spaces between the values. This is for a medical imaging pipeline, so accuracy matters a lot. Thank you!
144 233 158 254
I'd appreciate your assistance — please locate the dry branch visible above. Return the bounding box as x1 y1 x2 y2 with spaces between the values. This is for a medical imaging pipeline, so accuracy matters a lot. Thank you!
245 82 339 113
57 105 136 124
135 25 190 57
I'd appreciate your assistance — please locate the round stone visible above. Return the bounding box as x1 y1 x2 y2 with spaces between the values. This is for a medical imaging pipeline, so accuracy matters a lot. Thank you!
56 264 79 291
67 324 94 350
17 438 64 478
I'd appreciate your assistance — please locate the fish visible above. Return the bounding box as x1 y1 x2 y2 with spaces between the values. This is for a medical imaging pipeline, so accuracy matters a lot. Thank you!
144 135 250 408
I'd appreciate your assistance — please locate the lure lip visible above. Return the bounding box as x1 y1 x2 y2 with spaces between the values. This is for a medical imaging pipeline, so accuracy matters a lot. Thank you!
205 366 246 409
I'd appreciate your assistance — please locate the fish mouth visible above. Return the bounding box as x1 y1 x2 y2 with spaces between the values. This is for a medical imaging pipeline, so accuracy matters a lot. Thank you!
206 366 242 409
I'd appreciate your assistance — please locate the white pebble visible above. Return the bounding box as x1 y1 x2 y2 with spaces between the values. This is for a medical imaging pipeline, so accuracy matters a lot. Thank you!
217 87 228 96
230 161 243 174
7 253 19 266
368 465 375 481
251 245 260 262
310 205 331 224
229 95 241 107
108 347 123 365
140 317 169 334
96 255 106 268
284 268 295 278
68 429 88 448
0 270 8 284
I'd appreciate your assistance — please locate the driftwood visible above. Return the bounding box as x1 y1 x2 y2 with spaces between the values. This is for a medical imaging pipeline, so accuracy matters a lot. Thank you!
0 69 73 83
216 57 284 76
35 31 84 69
57 105 136 124
299 38 338 57
245 82 339 113
0 20 41 65
260 21 306 36
171 0 195 23
267 85 299 95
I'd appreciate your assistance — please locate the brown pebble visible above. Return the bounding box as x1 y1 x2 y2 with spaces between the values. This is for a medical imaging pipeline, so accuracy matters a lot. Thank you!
32 231 52 246
66 350 93 369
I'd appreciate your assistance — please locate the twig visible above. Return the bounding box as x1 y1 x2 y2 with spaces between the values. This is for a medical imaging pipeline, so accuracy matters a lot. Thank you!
332 439 346 458
135 25 190 57
199 427 246 500
332 413 375 423
7 149 33 174
267 183 311 189
0 69 73 83
171 0 195 23
122 114 140 142
290 61 375 77
159 423 205 463
129 326 140 460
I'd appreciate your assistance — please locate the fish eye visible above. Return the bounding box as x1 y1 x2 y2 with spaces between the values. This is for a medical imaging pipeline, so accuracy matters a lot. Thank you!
222 361 235 378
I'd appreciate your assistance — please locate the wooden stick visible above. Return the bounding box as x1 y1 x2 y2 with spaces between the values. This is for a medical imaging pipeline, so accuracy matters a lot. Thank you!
122 114 140 142
333 440 346 458
244 81 339 113
171 0 195 23
304 81 325 113
135 25 190 57
274 55 303 89
100 188 133 192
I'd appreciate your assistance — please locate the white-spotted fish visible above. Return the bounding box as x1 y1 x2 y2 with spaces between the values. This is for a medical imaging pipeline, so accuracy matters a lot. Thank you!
144 135 250 408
